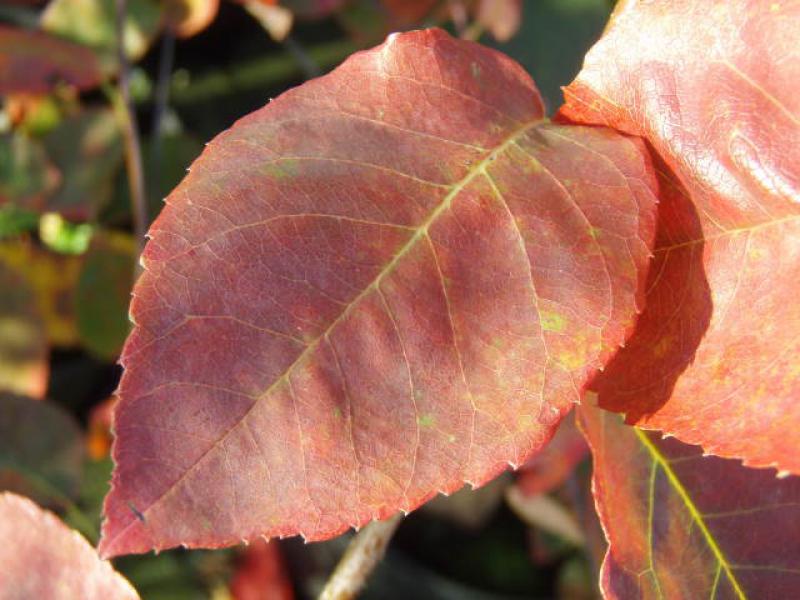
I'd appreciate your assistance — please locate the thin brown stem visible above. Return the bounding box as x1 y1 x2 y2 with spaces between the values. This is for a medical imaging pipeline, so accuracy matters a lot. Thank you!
114 0 148 271
319 514 402 600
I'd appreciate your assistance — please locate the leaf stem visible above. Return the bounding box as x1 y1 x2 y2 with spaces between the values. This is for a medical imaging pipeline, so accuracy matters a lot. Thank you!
319 514 402 600
113 0 148 271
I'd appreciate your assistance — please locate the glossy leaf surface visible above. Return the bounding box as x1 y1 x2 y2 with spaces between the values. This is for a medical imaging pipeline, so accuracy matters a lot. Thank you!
560 0 800 473
0 493 139 599
579 403 800 599
0 26 103 94
101 29 657 556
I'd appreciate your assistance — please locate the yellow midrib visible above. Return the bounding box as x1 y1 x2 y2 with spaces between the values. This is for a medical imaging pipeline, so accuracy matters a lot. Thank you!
634 428 747 600
111 116 543 545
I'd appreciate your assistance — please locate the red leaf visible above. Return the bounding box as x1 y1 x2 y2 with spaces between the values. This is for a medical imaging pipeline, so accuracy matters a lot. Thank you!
0 26 103 94
100 29 658 557
0 493 138 599
516 410 588 497
578 403 800 599
230 539 294 600
560 0 800 473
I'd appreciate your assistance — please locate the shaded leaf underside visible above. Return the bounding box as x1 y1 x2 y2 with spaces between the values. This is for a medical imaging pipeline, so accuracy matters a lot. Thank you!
579 404 800 600
561 0 800 473
101 29 657 556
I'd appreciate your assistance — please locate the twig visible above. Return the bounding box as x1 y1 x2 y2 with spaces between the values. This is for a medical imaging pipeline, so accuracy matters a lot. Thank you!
319 514 402 600
114 0 148 272
283 35 322 79
150 29 176 203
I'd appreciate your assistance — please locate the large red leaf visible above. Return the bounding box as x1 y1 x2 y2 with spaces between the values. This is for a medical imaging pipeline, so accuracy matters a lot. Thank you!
0 26 103 94
578 403 800 599
0 493 138 599
560 0 800 473
100 29 658 557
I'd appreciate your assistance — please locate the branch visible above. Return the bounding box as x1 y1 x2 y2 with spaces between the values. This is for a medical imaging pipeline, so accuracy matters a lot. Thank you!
319 514 402 600
113 0 148 271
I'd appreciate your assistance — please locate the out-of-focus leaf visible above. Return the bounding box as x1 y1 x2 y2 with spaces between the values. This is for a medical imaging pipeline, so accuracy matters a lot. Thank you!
515 411 588 497
0 131 60 213
475 0 521 42
40 0 163 72
163 0 219 38
87 396 118 460
40 212 94 254
76 231 135 360
0 393 83 506
0 25 103 94
0 266 47 398
244 1 294 42
489 0 611 112
379 0 437 26
230 539 294 600
0 205 39 239
5 93 64 136
0 493 139 599
506 487 584 546
0 239 81 346
561 0 800 474
280 0 348 19
579 403 800 599
100 29 657 557
422 472 510 530
42 108 124 221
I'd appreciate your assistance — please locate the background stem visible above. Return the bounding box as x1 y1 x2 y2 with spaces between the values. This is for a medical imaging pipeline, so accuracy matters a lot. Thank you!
319 514 402 600
114 0 148 270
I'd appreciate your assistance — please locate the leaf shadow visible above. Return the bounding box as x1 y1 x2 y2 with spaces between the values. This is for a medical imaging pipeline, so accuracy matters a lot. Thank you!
587 152 712 422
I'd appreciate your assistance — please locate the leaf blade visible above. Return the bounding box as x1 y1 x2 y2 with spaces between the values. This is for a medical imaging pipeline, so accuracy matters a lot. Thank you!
561 0 800 473
101 29 658 557
579 403 800 599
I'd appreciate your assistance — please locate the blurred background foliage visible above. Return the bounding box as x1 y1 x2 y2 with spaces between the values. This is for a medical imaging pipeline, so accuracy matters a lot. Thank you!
0 1 614 598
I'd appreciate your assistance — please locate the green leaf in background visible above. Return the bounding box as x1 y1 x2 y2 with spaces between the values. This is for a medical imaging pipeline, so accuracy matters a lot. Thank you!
40 0 163 73
76 231 135 360
0 393 84 507
42 109 124 221
0 204 39 239
0 132 60 213
0 265 47 398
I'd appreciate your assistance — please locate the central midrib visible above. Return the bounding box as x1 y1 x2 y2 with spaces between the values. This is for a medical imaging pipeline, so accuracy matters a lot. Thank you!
109 116 544 546
634 428 747 599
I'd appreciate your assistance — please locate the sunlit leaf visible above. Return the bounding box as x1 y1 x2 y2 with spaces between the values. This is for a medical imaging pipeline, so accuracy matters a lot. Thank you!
0 25 103 93
579 403 800 599
0 394 83 507
101 29 657 556
0 493 139 599
560 0 800 473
